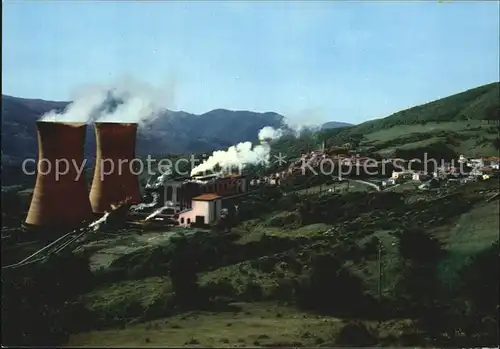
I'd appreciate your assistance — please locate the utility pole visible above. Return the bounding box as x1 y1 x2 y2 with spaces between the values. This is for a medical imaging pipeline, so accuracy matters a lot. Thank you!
378 242 383 324
378 244 382 301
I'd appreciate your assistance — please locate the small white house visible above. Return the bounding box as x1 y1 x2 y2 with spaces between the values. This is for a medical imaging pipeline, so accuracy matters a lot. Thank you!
178 193 223 227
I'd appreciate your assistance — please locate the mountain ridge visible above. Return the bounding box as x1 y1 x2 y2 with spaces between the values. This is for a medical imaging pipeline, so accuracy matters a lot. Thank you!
1 95 350 170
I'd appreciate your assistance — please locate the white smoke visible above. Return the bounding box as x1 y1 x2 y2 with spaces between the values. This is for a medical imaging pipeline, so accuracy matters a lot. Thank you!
146 167 173 189
39 76 176 124
88 211 111 232
258 126 283 141
145 201 175 221
190 126 284 177
130 192 160 212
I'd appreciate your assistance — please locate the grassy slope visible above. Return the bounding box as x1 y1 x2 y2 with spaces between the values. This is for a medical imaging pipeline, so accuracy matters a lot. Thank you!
438 199 500 284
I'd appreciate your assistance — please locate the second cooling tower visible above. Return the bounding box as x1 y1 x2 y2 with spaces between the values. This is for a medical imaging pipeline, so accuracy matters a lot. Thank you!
89 122 142 214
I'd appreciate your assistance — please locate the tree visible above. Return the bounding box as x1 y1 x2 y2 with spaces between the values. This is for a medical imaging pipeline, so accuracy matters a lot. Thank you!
167 236 202 308
392 228 445 319
456 241 499 345
295 254 369 317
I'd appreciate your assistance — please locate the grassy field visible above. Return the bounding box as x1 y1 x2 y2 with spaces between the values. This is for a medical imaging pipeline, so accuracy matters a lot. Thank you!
360 121 498 157
78 227 208 270
68 302 343 347
82 276 171 314
68 301 420 347
437 199 500 284
363 121 487 144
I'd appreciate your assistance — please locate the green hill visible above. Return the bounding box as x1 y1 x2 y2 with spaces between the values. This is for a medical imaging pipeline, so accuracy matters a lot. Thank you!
287 82 499 159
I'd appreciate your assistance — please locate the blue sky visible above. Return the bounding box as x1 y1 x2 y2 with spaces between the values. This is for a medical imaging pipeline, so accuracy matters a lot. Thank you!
3 1 499 124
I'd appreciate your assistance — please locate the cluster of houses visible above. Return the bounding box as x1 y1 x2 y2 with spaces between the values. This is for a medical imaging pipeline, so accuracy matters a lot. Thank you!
382 155 499 188
249 147 499 191
249 149 380 187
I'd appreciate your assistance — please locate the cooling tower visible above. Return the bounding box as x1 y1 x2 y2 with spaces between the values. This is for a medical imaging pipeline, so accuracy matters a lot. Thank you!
25 121 93 229
89 122 142 214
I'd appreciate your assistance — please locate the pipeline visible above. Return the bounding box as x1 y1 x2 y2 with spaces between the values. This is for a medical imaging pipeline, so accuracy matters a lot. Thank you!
2 230 86 269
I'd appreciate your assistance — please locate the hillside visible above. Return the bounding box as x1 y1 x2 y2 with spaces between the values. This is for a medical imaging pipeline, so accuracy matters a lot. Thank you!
311 82 500 159
3 175 498 347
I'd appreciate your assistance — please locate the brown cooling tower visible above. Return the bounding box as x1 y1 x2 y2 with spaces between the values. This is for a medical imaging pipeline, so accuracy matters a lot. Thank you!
89 122 142 214
25 121 93 229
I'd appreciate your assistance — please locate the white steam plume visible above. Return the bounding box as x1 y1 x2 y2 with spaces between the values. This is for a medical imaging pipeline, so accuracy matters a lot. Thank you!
39 76 176 124
145 202 175 221
147 167 173 189
258 126 283 141
88 212 111 232
190 126 284 177
130 192 160 212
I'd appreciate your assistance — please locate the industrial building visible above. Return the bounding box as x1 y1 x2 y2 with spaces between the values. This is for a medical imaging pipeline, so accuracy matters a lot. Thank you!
139 172 248 226
177 193 223 227
150 173 248 226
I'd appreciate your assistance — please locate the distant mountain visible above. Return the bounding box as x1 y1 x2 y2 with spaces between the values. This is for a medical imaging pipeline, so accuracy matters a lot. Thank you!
1 95 287 167
321 121 353 130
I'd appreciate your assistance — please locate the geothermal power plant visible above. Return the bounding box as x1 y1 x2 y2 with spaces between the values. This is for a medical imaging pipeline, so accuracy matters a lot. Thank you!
25 120 142 231
22 117 251 237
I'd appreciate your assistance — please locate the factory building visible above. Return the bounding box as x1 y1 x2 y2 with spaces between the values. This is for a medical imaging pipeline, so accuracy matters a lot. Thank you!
25 121 94 230
177 193 223 227
161 173 247 209
89 122 142 214
157 173 248 226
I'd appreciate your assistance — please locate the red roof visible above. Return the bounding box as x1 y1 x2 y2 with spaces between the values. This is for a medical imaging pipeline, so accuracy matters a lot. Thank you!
192 193 222 201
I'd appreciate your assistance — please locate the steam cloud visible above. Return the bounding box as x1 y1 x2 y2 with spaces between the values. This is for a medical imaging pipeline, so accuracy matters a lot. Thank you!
147 167 173 189
145 201 175 221
130 192 160 212
190 126 284 176
39 76 175 124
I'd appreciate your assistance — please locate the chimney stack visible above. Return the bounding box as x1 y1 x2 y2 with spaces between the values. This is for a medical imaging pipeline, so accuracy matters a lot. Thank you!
89 122 142 214
25 121 93 230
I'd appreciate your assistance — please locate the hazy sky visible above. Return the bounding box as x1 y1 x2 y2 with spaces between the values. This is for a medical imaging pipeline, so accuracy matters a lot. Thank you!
2 1 499 124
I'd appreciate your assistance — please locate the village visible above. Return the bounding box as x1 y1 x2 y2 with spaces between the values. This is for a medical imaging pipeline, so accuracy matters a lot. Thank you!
250 143 499 192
